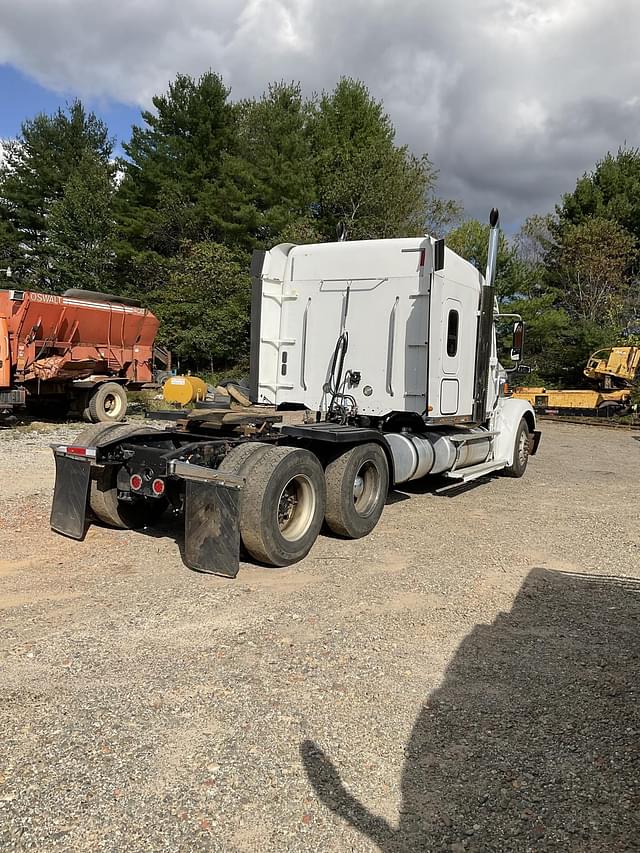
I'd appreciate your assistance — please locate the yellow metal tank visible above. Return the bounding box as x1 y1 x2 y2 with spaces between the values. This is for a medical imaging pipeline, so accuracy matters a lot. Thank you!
163 375 208 406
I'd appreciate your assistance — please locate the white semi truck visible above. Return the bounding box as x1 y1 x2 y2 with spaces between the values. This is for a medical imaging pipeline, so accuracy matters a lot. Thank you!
50 210 540 576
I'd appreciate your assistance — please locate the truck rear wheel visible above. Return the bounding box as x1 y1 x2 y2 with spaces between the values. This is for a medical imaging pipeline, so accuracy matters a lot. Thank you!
324 443 389 538
239 446 326 567
76 423 166 529
88 382 128 423
75 422 123 446
217 441 271 476
503 418 530 478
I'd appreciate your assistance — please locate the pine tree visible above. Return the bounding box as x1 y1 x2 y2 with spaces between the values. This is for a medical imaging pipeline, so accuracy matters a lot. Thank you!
309 78 459 240
0 101 112 288
116 72 245 257
557 148 640 242
48 151 115 292
236 82 318 245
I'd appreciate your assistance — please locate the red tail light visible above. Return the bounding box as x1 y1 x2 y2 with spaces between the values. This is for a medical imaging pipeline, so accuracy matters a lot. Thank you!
130 474 143 491
152 478 165 496
57 445 96 458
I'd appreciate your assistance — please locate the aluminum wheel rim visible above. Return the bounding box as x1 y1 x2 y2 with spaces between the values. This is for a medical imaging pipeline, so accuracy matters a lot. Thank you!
277 475 316 541
517 430 528 466
353 461 380 516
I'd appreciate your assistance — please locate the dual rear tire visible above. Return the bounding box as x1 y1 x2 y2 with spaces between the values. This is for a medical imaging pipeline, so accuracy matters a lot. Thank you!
220 444 326 567
324 443 389 538
221 441 389 566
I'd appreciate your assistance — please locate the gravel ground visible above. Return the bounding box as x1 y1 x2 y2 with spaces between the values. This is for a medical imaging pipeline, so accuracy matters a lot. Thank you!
0 419 639 852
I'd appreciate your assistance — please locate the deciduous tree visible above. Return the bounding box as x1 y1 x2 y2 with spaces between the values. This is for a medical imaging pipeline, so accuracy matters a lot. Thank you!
552 216 636 325
149 242 251 371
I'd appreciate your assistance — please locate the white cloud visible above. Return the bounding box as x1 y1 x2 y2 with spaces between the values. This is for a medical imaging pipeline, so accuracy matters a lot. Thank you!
1 0 638 227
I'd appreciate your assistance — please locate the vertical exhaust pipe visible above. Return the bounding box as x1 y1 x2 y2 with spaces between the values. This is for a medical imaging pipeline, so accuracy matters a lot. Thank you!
472 208 500 423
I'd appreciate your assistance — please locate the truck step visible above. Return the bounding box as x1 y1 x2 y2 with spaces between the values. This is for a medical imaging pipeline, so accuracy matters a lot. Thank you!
436 459 507 492
447 430 499 444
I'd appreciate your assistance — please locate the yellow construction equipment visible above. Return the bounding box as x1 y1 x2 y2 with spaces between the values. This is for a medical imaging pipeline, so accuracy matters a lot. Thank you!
162 375 208 406
584 346 640 386
513 345 640 416
512 386 630 415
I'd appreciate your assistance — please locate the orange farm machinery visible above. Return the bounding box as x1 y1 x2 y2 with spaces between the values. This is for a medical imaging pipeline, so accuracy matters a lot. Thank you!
0 288 169 422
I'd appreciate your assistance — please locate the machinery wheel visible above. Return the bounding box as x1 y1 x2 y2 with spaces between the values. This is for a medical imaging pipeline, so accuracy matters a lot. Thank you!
87 382 128 423
503 418 530 478
597 401 628 419
238 446 326 566
324 443 389 538
76 423 166 529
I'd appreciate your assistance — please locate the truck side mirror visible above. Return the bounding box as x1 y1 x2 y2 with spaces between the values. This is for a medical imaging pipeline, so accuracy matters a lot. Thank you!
511 321 524 362
434 239 445 272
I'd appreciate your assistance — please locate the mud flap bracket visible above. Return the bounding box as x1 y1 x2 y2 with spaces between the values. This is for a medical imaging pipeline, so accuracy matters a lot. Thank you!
50 450 92 540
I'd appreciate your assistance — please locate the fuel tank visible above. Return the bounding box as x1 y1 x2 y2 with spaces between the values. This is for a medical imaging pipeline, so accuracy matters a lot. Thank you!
385 430 492 484
163 375 208 406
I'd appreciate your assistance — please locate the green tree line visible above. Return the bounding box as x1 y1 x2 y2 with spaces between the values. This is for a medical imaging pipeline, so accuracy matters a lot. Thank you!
447 152 640 386
1 71 638 385
0 74 459 372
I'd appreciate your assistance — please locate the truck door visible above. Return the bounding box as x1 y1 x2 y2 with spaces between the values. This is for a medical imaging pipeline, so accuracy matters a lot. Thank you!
440 298 461 414
0 316 10 389
428 259 480 419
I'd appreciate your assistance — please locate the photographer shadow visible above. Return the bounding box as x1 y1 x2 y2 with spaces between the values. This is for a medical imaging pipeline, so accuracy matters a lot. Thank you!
301 568 640 851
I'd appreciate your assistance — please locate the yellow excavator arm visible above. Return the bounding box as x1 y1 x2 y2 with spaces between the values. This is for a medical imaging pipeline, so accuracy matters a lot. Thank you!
584 346 640 386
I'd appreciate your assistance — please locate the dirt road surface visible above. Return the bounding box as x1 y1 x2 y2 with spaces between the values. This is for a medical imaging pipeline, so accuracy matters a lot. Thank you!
1 420 639 852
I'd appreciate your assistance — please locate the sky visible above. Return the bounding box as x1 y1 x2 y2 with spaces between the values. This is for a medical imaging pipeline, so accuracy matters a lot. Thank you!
0 0 639 232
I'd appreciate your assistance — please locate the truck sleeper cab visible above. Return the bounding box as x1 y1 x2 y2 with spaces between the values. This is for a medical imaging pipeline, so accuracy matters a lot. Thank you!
50 210 540 577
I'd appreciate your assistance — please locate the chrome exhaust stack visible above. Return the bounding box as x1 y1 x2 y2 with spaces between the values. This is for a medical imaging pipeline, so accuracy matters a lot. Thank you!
472 208 500 424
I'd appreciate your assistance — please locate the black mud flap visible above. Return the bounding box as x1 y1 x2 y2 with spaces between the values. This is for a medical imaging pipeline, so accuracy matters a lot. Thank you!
184 480 241 578
531 430 542 456
50 452 91 540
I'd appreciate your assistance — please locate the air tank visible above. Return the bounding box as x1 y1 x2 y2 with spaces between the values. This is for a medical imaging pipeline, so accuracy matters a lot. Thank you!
385 430 492 484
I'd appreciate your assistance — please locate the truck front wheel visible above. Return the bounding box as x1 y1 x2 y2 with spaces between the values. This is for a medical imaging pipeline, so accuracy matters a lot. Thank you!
503 418 530 478
324 443 389 538
239 446 326 567
87 382 128 423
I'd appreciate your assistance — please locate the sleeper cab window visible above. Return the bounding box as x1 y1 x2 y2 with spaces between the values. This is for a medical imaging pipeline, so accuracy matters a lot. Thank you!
446 309 459 357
